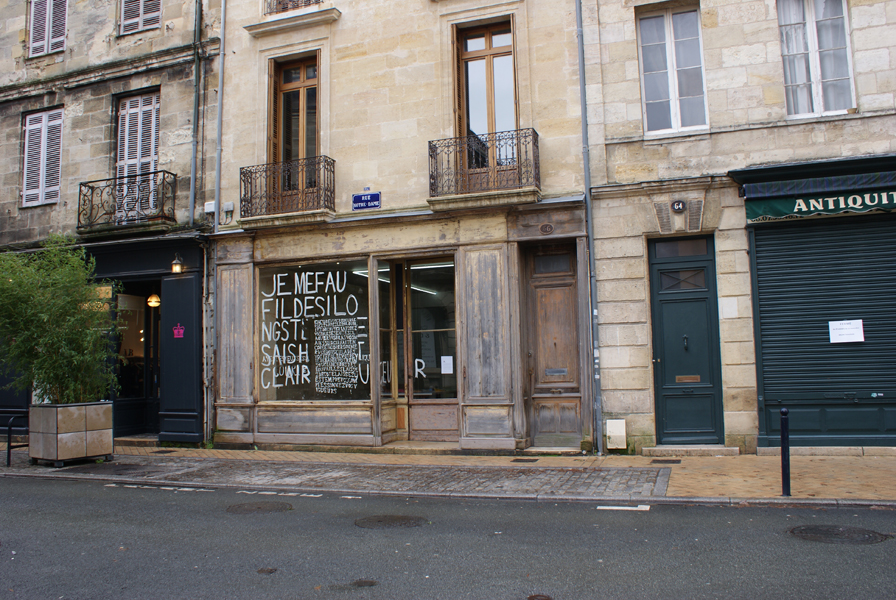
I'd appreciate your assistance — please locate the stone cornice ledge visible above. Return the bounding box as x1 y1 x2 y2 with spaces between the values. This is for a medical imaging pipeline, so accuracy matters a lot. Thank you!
590 176 732 201
245 6 341 37
427 186 540 212
239 209 335 229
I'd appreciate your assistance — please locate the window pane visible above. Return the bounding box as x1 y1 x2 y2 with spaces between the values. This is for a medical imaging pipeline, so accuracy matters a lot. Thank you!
282 90 302 161
492 30 512 48
465 33 485 52
814 0 843 19
305 87 317 157
822 78 852 111
779 24 809 54
660 269 706 291
283 67 302 84
816 17 846 49
645 100 672 131
412 330 456 399
377 266 391 329
777 0 806 25
674 38 702 69
493 54 516 133
644 71 670 102
380 333 392 397
785 82 814 114
654 238 707 258
782 54 812 84
639 15 665 45
410 262 455 331
306 64 317 80
672 11 699 40
677 66 704 98
819 48 850 79
535 254 571 274
679 96 706 127
641 44 668 74
465 59 488 136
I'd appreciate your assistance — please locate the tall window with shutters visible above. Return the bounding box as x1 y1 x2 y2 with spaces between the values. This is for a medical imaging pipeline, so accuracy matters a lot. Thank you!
777 0 854 116
116 93 160 222
120 0 161 35
29 0 67 58
22 109 63 207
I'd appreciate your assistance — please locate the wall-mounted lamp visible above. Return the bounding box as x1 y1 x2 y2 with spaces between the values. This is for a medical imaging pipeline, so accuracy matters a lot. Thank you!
147 294 161 308
171 253 184 274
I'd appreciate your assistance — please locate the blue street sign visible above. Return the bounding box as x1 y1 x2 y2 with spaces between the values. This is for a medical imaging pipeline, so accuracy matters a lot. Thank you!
352 192 381 211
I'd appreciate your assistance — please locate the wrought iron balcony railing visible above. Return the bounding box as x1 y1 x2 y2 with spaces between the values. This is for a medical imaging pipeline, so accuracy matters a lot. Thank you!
240 155 335 218
428 128 540 197
78 171 177 230
265 0 321 15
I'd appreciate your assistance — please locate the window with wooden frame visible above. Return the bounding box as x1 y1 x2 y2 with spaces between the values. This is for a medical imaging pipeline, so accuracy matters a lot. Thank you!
268 56 320 191
120 0 161 35
22 108 63 207
456 22 517 140
777 0 854 116
116 92 160 220
637 7 708 134
29 0 67 58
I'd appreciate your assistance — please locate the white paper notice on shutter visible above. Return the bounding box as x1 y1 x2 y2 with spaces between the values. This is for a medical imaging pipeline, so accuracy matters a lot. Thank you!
829 319 864 343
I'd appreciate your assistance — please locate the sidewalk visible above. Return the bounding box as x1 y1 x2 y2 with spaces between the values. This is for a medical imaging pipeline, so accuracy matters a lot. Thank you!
4 444 896 507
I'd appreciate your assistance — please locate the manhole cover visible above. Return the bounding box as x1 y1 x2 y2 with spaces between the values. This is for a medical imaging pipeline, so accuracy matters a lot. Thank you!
355 515 427 529
790 525 891 545
227 501 292 514
650 459 681 464
512 458 539 463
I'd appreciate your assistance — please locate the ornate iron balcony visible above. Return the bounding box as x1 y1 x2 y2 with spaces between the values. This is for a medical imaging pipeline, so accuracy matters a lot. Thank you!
428 128 540 197
78 171 177 230
265 0 321 15
240 155 335 218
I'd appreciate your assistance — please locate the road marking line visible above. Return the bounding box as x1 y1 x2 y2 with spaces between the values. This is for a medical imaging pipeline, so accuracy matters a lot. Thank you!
595 505 651 511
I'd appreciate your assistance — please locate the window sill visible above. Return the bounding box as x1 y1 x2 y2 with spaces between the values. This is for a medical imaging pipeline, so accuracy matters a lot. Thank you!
20 200 58 209
244 3 341 38
239 208 336 229
117 25 162 39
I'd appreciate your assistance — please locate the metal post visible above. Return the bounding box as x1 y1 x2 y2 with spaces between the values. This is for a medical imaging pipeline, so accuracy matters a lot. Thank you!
780 408 791 497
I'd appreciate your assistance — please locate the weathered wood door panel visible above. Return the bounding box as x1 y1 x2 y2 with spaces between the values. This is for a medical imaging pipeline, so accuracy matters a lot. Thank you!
525 244 582 447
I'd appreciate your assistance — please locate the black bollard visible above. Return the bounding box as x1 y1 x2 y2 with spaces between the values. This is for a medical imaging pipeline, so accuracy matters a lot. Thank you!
780 408 791 497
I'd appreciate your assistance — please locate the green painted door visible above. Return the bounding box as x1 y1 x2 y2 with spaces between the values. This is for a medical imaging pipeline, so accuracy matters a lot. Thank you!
649 237 723 444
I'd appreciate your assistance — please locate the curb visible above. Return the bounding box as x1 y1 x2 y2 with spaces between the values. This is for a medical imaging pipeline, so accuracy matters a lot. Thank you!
3 471 895 509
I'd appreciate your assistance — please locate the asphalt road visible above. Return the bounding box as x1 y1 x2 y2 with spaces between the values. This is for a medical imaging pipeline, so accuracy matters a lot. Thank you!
1 477 894 599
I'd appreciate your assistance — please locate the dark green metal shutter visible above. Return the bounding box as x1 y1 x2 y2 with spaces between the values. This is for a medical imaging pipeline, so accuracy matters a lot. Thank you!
751 214 896 446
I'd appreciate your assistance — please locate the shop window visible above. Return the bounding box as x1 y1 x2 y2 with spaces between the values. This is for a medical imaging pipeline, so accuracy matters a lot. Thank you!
22 108 63 207
637 7 707 134
379 260 457 402
29 0 67 57
258 261 371 401
777 0 854 116
120 0 161 35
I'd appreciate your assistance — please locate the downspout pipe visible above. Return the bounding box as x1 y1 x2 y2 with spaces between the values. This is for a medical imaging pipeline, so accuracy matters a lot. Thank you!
213 0 227 234
574 0 603 454
187 0 203 226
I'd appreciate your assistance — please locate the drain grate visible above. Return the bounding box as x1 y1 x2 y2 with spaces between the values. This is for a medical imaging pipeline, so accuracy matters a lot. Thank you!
790 525 891 545
355 515 427 529
227 501 293 514
650 459 681 464
512 458 539 463
152 450 175 454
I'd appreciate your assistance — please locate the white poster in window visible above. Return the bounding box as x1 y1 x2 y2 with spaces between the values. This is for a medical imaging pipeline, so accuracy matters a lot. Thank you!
829 319 864 343
441 355 454 375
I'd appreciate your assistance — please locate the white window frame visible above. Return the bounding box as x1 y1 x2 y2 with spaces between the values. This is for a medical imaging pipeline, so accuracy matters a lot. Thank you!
777 0 856 117
22 108 63 207
29 0 67 58
115 93 161 222
120 0 162 35
637 7 709 135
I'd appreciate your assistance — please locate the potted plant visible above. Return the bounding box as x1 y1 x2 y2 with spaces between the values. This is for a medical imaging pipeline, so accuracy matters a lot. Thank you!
0 236 120 467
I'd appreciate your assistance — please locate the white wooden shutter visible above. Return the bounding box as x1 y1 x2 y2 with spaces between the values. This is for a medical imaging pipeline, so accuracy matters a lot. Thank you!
22 109 63 207
121 0 161 35
29 0 66 57
116 93 160 221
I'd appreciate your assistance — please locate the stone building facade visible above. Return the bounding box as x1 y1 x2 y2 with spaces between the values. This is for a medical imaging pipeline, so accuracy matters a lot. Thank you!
0 0 220 442
586 0 896 452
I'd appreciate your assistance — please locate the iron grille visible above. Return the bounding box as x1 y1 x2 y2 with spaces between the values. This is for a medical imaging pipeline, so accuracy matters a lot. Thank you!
77 170 176 230
239 155 335 218
428 128 540 197
265 0 321 15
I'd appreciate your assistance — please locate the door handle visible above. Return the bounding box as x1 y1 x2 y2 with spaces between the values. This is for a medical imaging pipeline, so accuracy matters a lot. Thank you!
682 334 688 351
